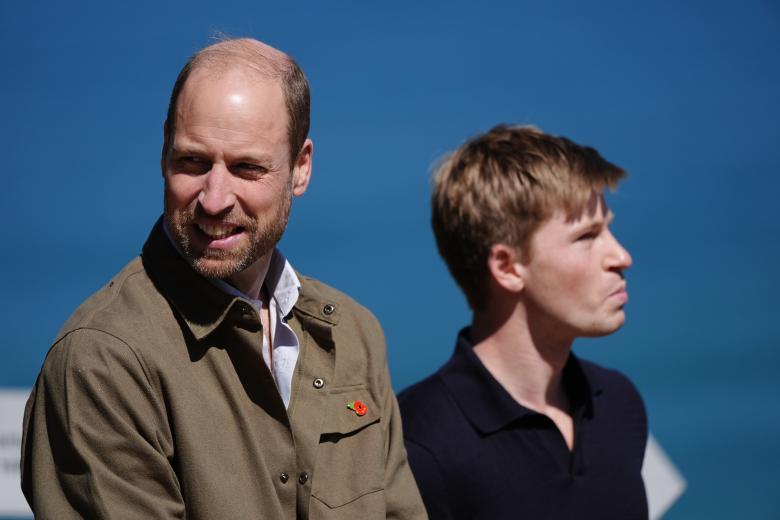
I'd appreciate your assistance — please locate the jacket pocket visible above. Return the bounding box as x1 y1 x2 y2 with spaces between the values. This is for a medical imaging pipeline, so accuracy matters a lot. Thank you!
311 385 384 508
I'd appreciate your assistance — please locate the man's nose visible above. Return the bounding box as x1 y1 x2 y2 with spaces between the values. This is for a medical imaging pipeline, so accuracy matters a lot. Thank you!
604 230 632 271
198 165 236 215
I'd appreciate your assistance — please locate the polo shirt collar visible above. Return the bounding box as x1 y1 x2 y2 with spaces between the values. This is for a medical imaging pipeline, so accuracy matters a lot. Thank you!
439 328 598 435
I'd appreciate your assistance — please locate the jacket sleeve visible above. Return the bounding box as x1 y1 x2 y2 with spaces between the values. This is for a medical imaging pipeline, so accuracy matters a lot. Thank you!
21 328 185 519
375 334 428 519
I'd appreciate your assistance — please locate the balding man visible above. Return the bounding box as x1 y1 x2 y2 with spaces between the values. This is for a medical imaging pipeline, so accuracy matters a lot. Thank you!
21 38 426 520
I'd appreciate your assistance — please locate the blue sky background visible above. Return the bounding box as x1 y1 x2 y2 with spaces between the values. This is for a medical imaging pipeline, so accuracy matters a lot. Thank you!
2 1 779 517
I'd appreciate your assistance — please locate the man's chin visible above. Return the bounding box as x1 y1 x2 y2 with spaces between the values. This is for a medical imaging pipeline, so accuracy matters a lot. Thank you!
594 318 625 337
577 313 626 339
189 255 251 280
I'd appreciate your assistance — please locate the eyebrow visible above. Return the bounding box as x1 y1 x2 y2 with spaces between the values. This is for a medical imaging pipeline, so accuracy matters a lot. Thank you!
170 145 277 167
570 211 615 234
169 144 208 157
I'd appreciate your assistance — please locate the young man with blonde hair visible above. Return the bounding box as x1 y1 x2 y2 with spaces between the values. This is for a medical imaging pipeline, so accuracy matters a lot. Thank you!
399 125 648 519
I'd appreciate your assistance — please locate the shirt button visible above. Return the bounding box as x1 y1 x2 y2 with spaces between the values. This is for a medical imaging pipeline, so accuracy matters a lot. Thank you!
298 472 309 485
313 378 325 389
279 472 289 484
322 303 335 315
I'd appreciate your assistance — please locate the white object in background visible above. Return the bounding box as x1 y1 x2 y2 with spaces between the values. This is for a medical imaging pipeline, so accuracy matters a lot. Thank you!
0 389 32 516
643 433 687 519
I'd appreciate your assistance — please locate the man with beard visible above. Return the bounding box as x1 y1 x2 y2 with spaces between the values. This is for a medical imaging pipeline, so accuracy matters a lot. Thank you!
21 38 426 520
399 125 648 519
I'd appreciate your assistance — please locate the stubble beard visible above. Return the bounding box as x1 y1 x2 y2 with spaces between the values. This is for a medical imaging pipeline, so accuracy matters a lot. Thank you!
163 185 292 280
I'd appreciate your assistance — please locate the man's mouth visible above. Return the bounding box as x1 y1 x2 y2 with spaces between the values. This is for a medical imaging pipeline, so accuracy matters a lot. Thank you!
609 284 627 296
195 223 243 240
608 283 629 303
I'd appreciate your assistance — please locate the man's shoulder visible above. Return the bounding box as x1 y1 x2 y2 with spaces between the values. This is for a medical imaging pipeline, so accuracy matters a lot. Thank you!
54 255 173 364
576 356 644 402
298 274 362 307
297 274 381 329
294 274 394 384
398 368 466 445
34 256 165 385
398 371 451 413
60 256 160 334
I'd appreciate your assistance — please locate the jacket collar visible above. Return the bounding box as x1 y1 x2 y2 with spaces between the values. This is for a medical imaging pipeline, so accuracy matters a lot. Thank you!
438 328 599 435
208 248 301 318
142 218 338 342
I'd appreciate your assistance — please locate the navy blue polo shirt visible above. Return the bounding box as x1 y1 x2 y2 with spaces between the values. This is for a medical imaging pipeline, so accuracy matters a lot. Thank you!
398 330 648 520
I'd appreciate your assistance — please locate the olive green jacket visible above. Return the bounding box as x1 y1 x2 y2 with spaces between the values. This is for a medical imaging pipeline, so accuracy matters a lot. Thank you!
21 220 426 520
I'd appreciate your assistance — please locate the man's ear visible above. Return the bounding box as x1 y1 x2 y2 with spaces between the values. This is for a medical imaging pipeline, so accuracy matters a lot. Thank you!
161 120 170 178
291 138 313 197
486 244 525 294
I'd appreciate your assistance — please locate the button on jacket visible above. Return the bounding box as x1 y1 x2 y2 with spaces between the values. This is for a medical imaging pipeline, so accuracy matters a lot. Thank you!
399 331 647 520
21 219 427 520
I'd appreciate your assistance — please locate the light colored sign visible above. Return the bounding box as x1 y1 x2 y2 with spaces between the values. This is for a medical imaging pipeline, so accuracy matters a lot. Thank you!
643 433 687 519
0 389 31 517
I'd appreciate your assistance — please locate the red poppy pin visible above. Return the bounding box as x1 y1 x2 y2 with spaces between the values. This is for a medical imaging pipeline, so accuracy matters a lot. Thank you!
347 400 368 416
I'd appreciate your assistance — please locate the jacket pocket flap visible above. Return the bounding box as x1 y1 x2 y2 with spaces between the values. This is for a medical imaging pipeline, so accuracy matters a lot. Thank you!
319 386 380 436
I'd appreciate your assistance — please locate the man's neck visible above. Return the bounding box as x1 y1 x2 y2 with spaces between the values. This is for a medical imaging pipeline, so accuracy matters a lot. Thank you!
471 303 573 414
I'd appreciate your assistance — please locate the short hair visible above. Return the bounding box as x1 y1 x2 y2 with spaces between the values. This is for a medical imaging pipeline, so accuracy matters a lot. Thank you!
164 37 310 168
431 124 627 310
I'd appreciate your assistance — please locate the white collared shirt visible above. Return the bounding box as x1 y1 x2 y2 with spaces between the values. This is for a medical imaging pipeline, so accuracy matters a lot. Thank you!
163 224 301 408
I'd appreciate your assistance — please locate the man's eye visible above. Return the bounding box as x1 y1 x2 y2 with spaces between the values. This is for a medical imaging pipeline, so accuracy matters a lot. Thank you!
233 163 267 176
176 156 203 164
174 157 210 174
577 231 598 241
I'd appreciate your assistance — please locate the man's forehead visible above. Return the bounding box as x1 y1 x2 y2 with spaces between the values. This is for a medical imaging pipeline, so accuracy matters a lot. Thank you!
168 67 290 159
